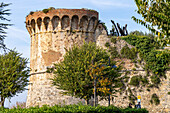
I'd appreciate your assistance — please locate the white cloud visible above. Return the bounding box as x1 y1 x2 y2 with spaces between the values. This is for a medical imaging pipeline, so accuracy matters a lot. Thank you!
89 0 134 8
4 26 30 58
7 26 30 44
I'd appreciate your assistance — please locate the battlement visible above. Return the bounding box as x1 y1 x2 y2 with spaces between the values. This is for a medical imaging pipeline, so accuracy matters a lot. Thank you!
26 8 98 35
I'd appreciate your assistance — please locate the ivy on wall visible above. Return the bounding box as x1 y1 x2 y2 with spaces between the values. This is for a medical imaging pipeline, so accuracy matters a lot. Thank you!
120 44 137 60
105 42 110 47
121 35 169 80
129 75 149 87
150 93 160 105
111 37 117 44
109 47 120 59
104 35 169 104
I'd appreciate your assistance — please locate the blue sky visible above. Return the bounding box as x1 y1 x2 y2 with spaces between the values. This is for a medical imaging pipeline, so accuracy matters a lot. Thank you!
1 0 149 108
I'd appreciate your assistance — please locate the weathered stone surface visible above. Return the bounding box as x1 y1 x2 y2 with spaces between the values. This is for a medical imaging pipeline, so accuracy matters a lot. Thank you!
26 9 170 113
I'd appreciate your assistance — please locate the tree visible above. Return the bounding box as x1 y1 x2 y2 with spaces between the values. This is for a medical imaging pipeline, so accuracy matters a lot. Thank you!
132 0 170 46
0 2 11 50
49 42 121 105
0 50 30 107
88 61 121 106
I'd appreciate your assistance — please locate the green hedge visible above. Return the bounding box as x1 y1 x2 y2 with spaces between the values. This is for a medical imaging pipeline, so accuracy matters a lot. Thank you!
0 105 148 113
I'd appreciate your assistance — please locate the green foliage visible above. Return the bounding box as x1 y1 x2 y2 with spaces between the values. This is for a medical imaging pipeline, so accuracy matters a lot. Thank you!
132 0 170 46
101 22 108 32
146 88 150 92
122 35 169 85
140 77 149 86
50 42 121 104
105 42 110 47
130 30 145 36
0 105 148 113
129 76 140 86
0 50 30 107
42 9 49 13
111 37 117 44
120 44 137 59
129 30 154 38
121 35 157 52
145 50 170 77
168 92 170 95
88 61 121 101
42 7 55 14
109 47 120 59
129 75 148 87
0 2 12 50
29 11 34 15
150 75 160 85
128 88 137 105
135 63 139 68
150 93 160 105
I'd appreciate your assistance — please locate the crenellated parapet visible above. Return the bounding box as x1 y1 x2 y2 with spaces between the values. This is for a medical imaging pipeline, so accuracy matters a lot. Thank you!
26 9 98 35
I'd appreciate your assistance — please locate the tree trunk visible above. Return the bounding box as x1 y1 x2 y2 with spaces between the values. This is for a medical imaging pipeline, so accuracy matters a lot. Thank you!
85 99 89 105
0 97 5 107
94 77 97 107
108 95 110 106
111 20 119 36
117 23 125 36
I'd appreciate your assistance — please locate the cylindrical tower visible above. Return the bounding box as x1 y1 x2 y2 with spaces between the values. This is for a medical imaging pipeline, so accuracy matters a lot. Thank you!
25 8 98 107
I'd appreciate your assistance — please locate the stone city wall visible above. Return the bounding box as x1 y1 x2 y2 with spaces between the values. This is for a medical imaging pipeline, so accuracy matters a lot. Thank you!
26 9 170 113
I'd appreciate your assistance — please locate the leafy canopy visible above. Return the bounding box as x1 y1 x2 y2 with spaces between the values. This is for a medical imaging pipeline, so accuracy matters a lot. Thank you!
49 42 121 103
0 2 11 50
0 50 30 107
132 0 170 45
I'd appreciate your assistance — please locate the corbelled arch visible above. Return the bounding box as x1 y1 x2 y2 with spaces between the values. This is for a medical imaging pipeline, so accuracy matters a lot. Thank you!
43 17 50 31
79 15 88 31
88 16 97 31
27 20 30 25
31 19 36 33
26 20 32 34
61 15 70 30
37 17 42 31
52 16 60 30
71 15 79 30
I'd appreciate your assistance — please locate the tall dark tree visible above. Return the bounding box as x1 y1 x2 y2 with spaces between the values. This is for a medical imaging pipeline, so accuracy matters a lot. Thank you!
132 0 169 46
0 2 11 50
0 50 30 107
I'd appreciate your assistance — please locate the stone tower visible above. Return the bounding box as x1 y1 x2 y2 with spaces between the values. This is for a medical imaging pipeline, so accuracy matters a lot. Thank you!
25 8 99 107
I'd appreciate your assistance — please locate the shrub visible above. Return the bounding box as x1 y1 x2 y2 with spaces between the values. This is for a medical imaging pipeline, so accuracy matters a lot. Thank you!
122 35 169 86
111 37 117 44
42 9 49 13
29 11 34 15
150 75 160 84
0 105 148 113
147 88 150 91
105 42 110 47
129 76 139 86
141 77 149 86
109 47 120 58
150 93 160 105
11 102 26 109
120 45 137 59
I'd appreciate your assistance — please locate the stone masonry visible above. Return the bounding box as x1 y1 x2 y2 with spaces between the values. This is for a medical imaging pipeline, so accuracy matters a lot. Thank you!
25 8 170 113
